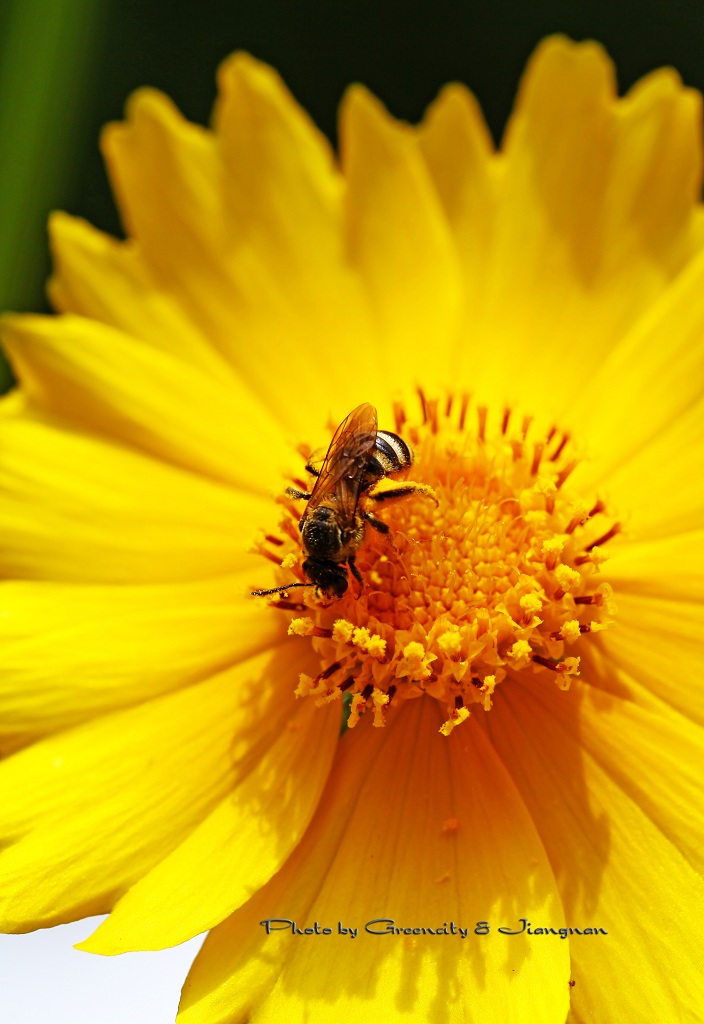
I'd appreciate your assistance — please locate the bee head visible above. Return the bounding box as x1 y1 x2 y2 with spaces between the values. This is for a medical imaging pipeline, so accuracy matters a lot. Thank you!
301 557 349 599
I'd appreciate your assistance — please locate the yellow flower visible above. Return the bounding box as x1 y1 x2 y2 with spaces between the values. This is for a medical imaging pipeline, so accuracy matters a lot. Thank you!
1 33 703 1023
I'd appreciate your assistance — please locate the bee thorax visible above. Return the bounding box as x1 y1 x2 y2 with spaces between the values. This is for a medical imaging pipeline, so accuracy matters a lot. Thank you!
301 509 344 560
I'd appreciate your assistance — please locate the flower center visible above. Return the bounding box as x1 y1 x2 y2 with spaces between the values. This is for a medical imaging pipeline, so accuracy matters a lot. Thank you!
255 395 618 735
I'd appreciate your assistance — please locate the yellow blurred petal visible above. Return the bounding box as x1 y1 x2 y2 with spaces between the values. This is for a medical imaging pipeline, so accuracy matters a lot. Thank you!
573 673 703 874
103 88 223 290
596 402 704 543
419 81 495 228
2 313 285 492
210 53 379 423
0 647 303 930
102 72 371 436
0 573 285 748
594 593 704 725
214 53 340 269
456 36 703 415
179 698 568 1024
0 412 267 582
607 531 704 601
565 257 704 495
418 83 497 345
81 698 339 952
48 212 233 379
340 86 463 398
486 679 704 1023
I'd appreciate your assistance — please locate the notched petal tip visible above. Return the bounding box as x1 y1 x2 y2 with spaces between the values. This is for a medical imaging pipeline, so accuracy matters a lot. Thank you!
508 34 616 138
100 87 214 178
421 81 495 154
216 49 283 94
122 85 184 126
340 82 411 151
529 32 616 78
48 211 110 256
214 49 332 153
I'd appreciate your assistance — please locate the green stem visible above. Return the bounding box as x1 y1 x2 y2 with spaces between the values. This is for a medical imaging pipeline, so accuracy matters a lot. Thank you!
0 0 107 391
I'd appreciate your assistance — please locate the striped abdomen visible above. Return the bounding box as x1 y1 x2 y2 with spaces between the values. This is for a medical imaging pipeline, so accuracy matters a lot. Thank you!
364 430 413 483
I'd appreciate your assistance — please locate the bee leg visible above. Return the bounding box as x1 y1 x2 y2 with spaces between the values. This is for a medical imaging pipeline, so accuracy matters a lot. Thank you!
347 556 364 596
285 487 312 500
363 510 390 534
304 462 321 477
369 482 439 506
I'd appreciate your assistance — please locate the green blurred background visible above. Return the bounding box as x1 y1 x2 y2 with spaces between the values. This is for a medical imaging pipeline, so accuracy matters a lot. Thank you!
1 0 704 390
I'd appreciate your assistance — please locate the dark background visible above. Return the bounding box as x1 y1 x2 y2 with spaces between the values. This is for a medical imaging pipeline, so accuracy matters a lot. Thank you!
3 0 704 321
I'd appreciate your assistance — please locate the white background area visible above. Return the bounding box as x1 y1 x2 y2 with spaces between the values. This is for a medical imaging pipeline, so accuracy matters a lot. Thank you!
0 917 205 1023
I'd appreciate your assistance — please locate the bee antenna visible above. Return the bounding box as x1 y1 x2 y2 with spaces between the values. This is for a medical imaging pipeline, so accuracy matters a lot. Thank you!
251 582 313 597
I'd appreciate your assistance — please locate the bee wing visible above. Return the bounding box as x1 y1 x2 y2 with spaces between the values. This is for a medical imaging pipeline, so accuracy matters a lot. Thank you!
306 446 328 476
304 404 378 523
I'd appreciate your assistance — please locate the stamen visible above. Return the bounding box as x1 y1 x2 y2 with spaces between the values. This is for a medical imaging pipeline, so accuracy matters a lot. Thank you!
532 654 558 670
550 433 569 462
261 549 285 566
393 401 406 435
585 523 621 551
458 393 470 430
253 393 617 732
477 406 488 442
417 387 428 424
555 459 578 488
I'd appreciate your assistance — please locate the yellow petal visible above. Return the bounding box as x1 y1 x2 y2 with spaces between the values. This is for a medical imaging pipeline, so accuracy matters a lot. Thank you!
179 698 568 1024
0 573 285 749
0 411 268 582
607 531 704 600
2 313 285 492
571 675 703 874
102 88 223 289
214 53 340 274
48 212 233 379
417 83 497 387
564 259 704 497
0 647 306 930
80 697 339 952
487 677 704 1023
592 593 704 725
211 54 379 424
419 82 495 242
340 85 463 398
102 72 370 435
593 402 704 542
448 36 703 415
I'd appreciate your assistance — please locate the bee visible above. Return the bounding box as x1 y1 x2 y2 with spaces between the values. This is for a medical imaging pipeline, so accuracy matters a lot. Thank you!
252 403 435 600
